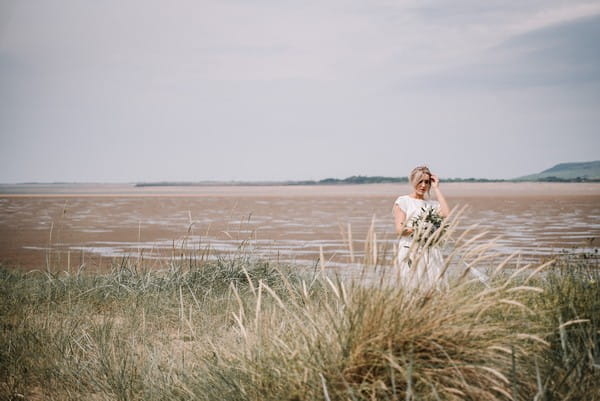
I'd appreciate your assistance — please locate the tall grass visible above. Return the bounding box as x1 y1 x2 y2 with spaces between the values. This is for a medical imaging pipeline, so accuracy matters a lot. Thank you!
527 252 600 400
0 237 598 400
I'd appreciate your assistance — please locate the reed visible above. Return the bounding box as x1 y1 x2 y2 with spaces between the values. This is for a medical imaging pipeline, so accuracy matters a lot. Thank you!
0 231 598 400
525 252 600 400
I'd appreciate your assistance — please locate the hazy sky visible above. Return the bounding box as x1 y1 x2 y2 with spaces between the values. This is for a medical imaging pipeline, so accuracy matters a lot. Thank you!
1 0 599 183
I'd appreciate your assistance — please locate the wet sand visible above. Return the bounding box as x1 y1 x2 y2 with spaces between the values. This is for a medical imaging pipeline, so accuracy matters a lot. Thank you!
1 183 599 270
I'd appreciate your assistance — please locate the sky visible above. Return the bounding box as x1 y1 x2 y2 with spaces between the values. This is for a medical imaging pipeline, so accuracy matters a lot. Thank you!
1 0 599 183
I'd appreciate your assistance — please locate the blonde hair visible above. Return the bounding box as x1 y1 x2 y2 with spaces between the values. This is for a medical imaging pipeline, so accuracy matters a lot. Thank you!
409 166 432 192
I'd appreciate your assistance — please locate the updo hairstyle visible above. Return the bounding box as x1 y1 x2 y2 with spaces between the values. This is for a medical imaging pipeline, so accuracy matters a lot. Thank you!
409 166 432 192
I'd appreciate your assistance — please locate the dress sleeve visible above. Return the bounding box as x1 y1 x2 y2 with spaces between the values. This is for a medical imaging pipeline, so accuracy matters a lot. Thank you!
394 196 408 213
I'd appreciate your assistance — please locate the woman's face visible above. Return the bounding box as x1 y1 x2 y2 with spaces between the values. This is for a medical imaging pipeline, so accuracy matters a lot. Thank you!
414 175 431 196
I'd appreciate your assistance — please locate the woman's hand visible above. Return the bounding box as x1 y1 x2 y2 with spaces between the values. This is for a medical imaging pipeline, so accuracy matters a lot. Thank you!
431 174 440 189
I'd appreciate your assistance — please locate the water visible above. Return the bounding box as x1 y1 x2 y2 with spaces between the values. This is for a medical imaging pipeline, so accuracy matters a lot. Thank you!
0 183 598 269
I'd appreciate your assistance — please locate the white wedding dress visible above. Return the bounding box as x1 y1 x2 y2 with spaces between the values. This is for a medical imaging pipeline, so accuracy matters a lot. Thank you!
394 195 446 290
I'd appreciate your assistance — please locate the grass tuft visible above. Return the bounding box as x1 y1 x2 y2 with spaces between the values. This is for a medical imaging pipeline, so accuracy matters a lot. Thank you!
0 244 598 400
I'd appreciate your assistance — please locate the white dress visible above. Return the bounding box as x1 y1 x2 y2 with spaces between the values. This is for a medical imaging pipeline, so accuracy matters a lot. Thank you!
394 195 446 290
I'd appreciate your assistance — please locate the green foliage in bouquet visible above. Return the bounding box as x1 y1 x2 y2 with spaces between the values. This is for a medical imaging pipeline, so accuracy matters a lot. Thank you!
410 206 448 247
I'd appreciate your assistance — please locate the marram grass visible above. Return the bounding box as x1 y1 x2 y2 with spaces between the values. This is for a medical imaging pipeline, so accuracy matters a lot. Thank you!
0 246 599 400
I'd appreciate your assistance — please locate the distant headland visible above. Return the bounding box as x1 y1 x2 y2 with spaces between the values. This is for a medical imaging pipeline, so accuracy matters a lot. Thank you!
513 160 600 182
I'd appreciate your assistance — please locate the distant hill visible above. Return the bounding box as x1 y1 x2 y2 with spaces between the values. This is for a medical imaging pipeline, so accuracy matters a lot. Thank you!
516 161 600 182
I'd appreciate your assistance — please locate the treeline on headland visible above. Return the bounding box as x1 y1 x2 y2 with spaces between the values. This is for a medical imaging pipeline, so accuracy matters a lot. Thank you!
289 176 509 185
285 176 600 184
135 175 599 187
134 161 600 186
135 176 414 187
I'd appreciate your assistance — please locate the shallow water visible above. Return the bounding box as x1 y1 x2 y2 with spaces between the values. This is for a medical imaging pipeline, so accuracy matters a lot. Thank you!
0 183 598 270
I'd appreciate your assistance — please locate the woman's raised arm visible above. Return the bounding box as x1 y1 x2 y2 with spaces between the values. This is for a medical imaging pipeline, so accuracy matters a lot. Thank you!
431 174 450 217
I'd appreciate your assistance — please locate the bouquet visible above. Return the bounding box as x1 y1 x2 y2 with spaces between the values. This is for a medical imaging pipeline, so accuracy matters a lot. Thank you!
410 206 448 247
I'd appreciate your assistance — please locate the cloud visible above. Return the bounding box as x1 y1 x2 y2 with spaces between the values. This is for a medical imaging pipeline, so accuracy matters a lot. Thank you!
1 0 599 181
508 2 600 34
403 13 600 91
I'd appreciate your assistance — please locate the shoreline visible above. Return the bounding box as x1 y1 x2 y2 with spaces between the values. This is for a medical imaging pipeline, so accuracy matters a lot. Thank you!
2 182 600 198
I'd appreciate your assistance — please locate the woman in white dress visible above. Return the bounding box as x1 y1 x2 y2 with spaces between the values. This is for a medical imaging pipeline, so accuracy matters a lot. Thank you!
393 166 450 289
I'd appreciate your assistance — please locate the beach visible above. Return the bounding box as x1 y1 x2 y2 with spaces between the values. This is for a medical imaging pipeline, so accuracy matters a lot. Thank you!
1 182 599 270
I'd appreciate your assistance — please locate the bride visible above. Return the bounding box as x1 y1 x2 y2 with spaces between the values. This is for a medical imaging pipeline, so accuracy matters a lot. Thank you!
393 166 450 289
